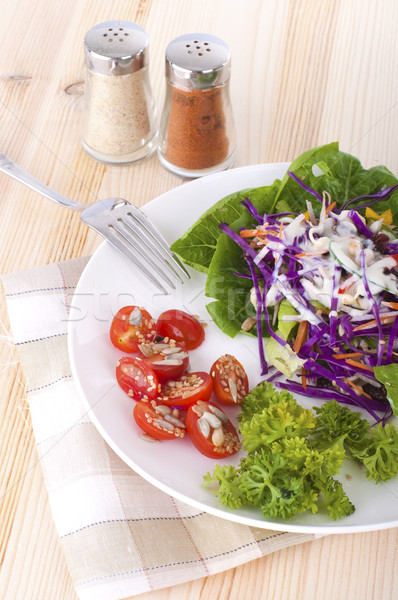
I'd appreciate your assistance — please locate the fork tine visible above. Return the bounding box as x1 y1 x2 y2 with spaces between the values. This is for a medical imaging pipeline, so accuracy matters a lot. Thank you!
104 230 170 294
116 214 185 284
108 220 178 291
123 204 190 280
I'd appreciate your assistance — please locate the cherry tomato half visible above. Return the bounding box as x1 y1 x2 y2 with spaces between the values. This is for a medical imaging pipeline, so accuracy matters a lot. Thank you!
157 371 213 409
110 306 156 353
116 356 160 401
137 339 189 383
133 400 186 441
210 354 249 405
186 401 240 459
156 309 205 350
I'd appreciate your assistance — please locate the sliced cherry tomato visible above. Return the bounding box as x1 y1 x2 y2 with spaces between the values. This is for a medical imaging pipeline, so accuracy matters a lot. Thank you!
210 354 249 405
110 306 156 353
137 339 190 383
186 401 240 459
156 309 205 350
133 400 186 441
157 371 213 408
116 356 160 401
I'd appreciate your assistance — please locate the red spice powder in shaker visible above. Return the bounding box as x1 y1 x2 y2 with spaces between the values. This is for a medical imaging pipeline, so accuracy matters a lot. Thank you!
165 86 229 170
158 33 235 177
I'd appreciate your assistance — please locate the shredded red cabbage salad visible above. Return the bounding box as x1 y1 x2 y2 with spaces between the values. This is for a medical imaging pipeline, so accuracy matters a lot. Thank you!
220 174 398 422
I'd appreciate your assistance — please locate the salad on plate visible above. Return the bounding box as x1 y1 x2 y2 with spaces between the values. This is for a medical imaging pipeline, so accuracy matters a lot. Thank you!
107 143 398 523
166 142 398 521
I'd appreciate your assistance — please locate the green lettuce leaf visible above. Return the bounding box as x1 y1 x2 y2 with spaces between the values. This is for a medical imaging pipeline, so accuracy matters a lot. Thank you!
274 300 299 341
170 187 265 273
203 182 280 336
270 142 398 217
374 364 398 416
265 337 305 378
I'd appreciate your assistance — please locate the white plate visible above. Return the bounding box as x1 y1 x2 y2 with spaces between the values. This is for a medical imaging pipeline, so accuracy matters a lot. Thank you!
68 163 398 534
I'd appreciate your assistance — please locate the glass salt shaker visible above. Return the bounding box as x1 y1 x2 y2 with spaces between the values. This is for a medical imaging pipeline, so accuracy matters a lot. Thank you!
82 20 157 164
158 33 236 178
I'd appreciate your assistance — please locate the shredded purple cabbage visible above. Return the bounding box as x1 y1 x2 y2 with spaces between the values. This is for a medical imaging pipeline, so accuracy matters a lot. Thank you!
218 174 398 422
240 198 263 224
341 183 398 211
359 250 384 366
246 257 268 375
287 171 323 202
349 210 373 239
329 265 342 347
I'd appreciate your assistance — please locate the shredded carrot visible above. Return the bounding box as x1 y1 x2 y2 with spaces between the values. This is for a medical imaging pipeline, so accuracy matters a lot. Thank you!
278 221 283 238
332 351 363 360
301 367 307 391
353 314 397 332
353 319 377 332
295 249 329 258
326 201 336 214
293 320 308 353
343 378 372 399
383 301 398 310
240 229 260 238
345 359 374 373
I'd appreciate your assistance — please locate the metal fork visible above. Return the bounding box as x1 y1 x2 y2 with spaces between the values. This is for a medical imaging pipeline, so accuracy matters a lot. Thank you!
0 153 189 294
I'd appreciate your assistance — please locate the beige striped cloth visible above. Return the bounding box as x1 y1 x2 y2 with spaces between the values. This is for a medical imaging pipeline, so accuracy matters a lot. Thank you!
1 257 314 600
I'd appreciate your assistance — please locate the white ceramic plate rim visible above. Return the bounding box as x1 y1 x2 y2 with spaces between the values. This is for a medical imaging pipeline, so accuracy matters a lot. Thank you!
68 163 398 534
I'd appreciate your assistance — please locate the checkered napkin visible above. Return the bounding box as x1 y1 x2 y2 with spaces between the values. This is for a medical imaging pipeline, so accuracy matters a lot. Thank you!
1 257 314 600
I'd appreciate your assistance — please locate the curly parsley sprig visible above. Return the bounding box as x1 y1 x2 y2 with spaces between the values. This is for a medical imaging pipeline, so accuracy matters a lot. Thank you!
203 383 398 521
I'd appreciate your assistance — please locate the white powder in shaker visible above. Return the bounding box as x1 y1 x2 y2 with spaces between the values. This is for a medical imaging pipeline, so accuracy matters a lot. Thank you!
82 21 157 163
83 69 152 156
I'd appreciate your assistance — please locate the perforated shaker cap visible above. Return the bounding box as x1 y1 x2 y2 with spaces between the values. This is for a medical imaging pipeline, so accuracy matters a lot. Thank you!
165 33 231 89
84 21 149 76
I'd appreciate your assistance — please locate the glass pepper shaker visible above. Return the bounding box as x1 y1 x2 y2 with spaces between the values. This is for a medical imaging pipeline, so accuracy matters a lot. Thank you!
158 33 236 178
82 20 157 164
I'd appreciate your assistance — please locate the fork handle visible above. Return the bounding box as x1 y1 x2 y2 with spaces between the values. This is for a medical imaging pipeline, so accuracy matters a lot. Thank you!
0 153 86 211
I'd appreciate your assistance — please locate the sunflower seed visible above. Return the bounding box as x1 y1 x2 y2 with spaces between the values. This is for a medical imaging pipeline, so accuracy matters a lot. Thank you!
169 351 189 359
152 359 183 366
161 346 183 355
197 416 210 438
141 434 159 443
129 307 142 326
191 404 205 416
152 343 172 351
202 411 222 429
138 343 152 356
212 427 225 447
228 377 238 403
154 404 172 416
164 414 186 428
207 404 229 424
153 418 175 431
241 316 256 332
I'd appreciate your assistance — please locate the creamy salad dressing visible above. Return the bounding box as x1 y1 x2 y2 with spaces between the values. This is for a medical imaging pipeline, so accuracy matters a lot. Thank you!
251 203 398 322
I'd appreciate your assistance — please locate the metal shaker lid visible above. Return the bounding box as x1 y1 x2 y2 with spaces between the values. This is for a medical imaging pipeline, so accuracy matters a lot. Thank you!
165 33 231 89
84 21 149 76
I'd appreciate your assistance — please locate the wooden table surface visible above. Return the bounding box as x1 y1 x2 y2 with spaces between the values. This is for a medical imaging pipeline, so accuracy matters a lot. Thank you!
1 1 398 599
